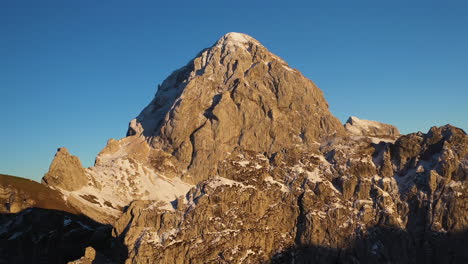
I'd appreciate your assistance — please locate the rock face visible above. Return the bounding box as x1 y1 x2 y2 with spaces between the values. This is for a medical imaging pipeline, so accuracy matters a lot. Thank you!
345 116 400 138
4 32 466 263
68 247 114 264
127 32 345 183
41 32 345 224
43 148 88 191
109 125 467 263
42 138 194 224
67 247 96 264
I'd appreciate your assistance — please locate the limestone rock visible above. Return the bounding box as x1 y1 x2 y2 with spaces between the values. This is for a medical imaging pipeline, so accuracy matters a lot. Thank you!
41 137 193 224
40 32 345 223
68 247 96 264
43 147 88 191
128 32 345 183
112 125 467 263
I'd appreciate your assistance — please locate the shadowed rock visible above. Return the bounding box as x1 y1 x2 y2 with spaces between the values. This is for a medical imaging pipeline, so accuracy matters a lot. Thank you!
0 208 124 264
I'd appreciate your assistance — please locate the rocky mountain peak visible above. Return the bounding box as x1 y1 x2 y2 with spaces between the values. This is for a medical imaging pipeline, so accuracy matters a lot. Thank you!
38 33 347 222
126 32 345 182
215 32 260 47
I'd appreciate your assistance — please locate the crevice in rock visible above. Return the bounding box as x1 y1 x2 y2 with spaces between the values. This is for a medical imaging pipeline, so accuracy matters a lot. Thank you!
203 94 222 122
294 189 306 246
188 122 208 170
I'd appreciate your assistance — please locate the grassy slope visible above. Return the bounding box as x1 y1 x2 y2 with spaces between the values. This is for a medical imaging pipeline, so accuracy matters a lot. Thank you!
0 173 79 214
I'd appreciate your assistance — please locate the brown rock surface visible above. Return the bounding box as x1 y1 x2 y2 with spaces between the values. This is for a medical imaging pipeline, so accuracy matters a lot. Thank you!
40 32 345 224
43 147 88 191
127 32 345 183
67 247 96 264
112 125 467 263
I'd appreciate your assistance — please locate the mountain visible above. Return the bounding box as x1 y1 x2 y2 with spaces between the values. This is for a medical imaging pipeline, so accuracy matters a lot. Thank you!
2 33 467 264
42 32 345 224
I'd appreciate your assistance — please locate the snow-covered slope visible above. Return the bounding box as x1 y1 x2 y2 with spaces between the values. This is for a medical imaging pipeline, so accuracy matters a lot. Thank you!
44 136 193 223
345 116 400 138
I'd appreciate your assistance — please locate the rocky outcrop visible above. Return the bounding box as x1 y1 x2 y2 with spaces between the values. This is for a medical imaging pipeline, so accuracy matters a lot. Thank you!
67 247 96 264
68 247 114 264
345 116 400 138
41 148 124 223
41 138 194 224
391 125 468 232
110 125 467 263
43 148 88 191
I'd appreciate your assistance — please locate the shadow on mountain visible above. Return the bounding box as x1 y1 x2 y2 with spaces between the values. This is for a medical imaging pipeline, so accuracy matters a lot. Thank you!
271 226 468 264
125 65 193 138
0 208 127 264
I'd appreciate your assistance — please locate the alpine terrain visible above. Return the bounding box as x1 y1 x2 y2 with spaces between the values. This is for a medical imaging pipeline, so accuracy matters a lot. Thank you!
1 33 467 264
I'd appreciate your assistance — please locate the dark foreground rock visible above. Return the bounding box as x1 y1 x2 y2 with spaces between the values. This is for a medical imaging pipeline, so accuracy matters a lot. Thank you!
0 208 122 264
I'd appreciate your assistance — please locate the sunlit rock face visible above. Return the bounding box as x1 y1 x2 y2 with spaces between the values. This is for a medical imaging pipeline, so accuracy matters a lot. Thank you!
41 32 345 224
110 125 467 263
127 32 345 184
42 147 88 192
31 33 468 263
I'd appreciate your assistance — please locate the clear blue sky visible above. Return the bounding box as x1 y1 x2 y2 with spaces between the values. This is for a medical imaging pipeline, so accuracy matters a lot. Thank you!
1 1 467 181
